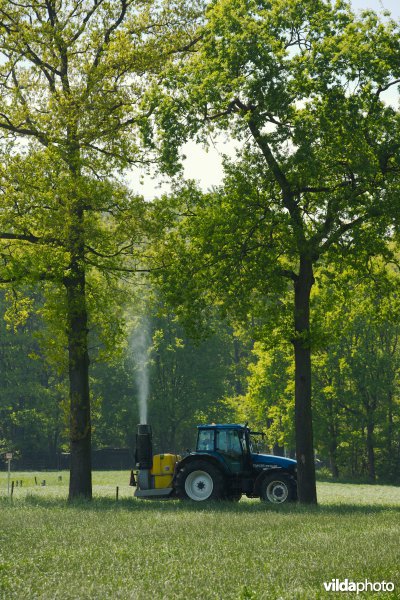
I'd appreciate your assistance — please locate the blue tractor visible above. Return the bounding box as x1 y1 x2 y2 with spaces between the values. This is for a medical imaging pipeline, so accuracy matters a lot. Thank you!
133 423 297 504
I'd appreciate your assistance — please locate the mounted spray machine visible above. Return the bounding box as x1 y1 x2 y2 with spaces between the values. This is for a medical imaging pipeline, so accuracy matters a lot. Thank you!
131 424 180 498
130 422 298 503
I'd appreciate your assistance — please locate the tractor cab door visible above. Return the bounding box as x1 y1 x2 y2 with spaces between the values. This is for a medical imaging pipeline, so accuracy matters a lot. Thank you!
215 428 246 473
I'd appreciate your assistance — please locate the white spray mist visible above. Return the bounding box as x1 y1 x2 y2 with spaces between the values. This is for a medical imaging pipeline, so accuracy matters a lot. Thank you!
131 317 151 424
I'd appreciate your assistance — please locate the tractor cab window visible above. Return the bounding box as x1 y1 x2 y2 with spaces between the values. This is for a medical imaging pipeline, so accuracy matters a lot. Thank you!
216 429 243 457
197 430 215 451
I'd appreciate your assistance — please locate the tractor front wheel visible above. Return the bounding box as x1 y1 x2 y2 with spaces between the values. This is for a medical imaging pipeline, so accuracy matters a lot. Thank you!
260 474 296 504
175 460 225 501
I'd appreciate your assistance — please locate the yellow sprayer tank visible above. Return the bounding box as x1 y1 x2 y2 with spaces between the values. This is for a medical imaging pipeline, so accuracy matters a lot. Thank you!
151 454 180 489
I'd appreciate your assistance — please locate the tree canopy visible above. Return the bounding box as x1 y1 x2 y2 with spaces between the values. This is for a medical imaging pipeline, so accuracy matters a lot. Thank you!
0 0 200 498
0 0 399 503
151 0 400 502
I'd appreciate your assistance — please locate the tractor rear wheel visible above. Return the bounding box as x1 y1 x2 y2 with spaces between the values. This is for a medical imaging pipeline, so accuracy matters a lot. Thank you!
260 473 296 504
175 460 225 501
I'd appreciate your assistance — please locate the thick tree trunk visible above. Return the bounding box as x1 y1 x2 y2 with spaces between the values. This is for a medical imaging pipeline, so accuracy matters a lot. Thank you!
65 203 92 500
293 256 317 504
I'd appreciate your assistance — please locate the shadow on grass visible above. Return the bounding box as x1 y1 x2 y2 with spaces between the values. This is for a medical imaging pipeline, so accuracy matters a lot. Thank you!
3 494 400 516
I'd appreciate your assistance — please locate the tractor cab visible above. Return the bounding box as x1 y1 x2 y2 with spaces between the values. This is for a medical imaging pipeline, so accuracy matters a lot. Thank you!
196 424 296 475
196 424 250 473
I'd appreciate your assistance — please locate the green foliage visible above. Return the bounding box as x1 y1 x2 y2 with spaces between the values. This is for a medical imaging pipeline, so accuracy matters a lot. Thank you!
312 259 400 480
151 177 294 342
233 341 295 451
0 0 203 308
147 308 236 451
0 292 68 463
154 0 400 308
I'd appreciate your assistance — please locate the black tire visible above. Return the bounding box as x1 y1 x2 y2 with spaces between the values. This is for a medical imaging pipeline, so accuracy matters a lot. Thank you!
175 460 225 501
260 473 296 504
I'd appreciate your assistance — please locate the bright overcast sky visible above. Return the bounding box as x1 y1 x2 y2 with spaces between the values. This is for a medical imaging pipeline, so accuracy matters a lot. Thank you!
128 0 400 200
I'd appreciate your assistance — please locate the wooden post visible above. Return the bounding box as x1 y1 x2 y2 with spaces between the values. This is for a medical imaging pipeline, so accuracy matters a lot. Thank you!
34 476 37 486
116 486 119 501
7 457 11 496
11 481 14 498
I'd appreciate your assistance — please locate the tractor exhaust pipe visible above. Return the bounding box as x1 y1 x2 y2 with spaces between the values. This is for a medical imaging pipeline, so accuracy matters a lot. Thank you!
135 424 153 490
135 424 153 469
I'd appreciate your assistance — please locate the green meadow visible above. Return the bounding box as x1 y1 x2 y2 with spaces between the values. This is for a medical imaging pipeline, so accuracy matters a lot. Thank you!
1 472 399 600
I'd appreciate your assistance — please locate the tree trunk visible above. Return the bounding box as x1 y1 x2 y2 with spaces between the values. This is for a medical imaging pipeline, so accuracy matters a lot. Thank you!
387 391 393 457
293 256 317 504
233 336 244 395
328 436 339 479
366 416 376 481
273 443 284 457
65 203 92 500
328 397 339 478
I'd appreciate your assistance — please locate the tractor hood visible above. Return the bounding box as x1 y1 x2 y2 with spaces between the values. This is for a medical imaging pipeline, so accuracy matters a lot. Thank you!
251 453 297 469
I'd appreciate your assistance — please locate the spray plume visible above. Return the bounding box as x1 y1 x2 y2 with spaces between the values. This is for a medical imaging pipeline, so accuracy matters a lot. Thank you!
131 317 151 424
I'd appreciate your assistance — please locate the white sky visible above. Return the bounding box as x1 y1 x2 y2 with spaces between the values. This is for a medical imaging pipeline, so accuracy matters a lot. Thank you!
129 0 400 200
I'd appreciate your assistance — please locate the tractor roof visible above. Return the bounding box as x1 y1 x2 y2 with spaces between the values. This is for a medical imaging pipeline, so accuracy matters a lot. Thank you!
197 424 246 430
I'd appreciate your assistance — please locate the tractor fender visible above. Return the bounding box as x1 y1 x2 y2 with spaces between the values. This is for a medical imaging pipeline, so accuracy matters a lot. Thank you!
253 468 296 496
173 453 228 481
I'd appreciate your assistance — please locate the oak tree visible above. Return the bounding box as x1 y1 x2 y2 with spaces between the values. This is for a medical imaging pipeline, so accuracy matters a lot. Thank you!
154 0 400 502
0 0 199 498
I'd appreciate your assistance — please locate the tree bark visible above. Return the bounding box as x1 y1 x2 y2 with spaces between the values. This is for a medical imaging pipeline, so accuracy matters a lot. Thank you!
65 203 92 500
293 256 317 503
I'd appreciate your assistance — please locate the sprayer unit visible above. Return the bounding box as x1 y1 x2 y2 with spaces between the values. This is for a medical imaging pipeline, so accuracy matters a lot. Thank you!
133 424 180 498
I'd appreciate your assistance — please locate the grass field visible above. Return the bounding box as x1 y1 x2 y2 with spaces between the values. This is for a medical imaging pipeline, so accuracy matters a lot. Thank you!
1 472 399 600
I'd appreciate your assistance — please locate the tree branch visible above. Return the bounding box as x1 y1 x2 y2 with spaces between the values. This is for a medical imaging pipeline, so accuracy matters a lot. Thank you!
245 113 307 248
70 0 106 43
0 112 49 145
0 231 40 243
91 0 130 71
85 242 136 259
